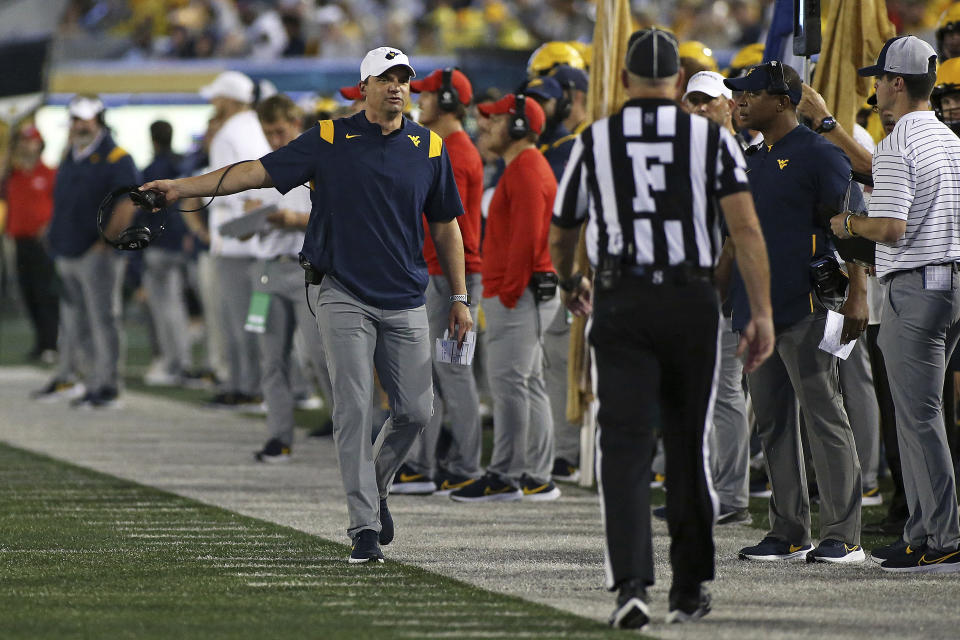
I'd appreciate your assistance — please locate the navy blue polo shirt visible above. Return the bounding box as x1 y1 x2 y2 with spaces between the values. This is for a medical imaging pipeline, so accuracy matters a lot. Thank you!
48 133 141 258
730 124 865 331
141 152 187 252
260 111 464 310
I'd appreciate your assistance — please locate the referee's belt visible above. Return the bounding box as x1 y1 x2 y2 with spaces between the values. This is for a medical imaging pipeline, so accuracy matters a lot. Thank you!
622 264 714 286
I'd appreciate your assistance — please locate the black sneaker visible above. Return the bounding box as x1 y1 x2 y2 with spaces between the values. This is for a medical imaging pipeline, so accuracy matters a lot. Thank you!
862 486 883 506
650 472 665 489
206 391 241 409
32 378 84 402
181 368 218 390
433 470 477 496
449 473 521 502
806 539 866 564
739 536 812 561
551 457 580 483
871 539 911 563
70 388 99 409
379 498 393 545
349 529 384 564
254 438 291 463
652 505 667 521
608 578 650 629
717 504 752 525
665 584 711 624
881 545 960 574
389 463 437 495
89 387 120 409
519 474 561 501
749 477 772 498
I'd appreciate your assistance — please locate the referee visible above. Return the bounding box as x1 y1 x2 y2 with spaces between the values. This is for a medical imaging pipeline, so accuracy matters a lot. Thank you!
550 28 773 629
833 35 960 573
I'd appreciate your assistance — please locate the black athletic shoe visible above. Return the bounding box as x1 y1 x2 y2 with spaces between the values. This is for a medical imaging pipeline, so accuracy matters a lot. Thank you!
881 545 960 574
433 470 476 496
70 388 99 409
89 387 120 409
206 391 241 409
666 584 711 624
519 474 561 501
551 457 580 483
254 438 291 463
805 539 866 564
379 498 393 546
449 473 521 502
608 579 650 629
349 529 384 564
32 378 84 402
390 463 437 495
716 504 752 525
652 505 667 521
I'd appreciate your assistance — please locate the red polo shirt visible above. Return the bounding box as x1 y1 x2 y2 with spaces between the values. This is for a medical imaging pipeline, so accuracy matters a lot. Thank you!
2 162 56 239
482 147 557 308
422 129 483 275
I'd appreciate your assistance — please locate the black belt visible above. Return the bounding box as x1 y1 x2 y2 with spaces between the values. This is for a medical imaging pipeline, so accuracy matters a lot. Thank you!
622 264 714 286
880 261 960 284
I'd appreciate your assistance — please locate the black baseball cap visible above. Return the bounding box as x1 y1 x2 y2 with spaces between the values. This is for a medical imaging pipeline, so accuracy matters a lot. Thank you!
625 28 680 78
723 61 802 105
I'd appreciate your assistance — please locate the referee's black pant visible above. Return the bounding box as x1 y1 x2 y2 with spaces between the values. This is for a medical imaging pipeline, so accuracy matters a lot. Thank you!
590 276 720 591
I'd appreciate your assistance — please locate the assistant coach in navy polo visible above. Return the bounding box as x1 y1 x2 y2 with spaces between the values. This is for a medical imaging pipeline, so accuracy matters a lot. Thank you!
141 46 473 564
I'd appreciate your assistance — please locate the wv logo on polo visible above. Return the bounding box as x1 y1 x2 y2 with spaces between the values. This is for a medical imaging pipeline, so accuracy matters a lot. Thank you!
777 158 790 170
408 135 421 147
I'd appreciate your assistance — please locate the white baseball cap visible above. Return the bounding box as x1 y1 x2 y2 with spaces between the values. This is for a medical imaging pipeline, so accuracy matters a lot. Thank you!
359 46 416 82
858 35 937 77
682 71 732 102
199 71 255 103
68 95 105 120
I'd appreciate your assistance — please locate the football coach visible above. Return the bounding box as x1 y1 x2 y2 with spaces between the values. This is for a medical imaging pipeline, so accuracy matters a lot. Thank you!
141 46 472 564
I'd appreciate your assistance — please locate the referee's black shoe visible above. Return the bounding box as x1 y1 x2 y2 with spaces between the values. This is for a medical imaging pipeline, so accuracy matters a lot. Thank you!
608 578 650 630
665 584 711 624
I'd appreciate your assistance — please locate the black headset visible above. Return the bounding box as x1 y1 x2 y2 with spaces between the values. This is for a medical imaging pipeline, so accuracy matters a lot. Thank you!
437 67 460 112
97 187 167 251
509 93 530 140
767 60 791 97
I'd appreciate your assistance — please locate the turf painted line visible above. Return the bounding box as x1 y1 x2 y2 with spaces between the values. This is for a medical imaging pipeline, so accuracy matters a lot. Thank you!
3 366 960 639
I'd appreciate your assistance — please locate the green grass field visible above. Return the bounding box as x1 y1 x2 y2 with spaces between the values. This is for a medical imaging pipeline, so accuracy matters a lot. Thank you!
0 443 628 639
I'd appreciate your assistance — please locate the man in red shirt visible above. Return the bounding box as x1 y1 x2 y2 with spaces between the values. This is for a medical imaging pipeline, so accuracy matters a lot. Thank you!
450 93 562 503
0 124 58 363
389 68 486 496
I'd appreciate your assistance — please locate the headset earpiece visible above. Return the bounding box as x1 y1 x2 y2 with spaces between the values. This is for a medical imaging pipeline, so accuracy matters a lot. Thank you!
509 93 530 140
115 226 153 250
769 60 790 96
437 68 459 112
97 186 167 251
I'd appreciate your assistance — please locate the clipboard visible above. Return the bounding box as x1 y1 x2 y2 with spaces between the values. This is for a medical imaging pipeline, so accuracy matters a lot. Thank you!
218 203 277 238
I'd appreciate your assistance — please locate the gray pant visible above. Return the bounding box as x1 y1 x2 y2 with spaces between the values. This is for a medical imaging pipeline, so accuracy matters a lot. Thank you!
193 252 227 380
255 258 333 446
214 255 260 395
710 316 750 509
316 276 433 540
143 249 192 375
879 268 960 551
55 249 125 391
544 304 581 464
407 273 483 478
839 337 880 489
484 290 559 485
748 312 862 545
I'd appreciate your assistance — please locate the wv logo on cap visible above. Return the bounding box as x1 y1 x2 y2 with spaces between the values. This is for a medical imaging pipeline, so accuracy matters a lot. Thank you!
385 51 398 60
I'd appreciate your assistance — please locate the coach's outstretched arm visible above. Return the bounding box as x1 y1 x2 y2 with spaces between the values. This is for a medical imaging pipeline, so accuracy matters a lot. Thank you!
719 190 774 373
140 160 274 206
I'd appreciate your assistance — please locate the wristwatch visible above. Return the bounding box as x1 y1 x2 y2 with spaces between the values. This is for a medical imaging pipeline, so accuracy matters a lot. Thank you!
815 116 837 134
559 272 583 293
449 294 472 307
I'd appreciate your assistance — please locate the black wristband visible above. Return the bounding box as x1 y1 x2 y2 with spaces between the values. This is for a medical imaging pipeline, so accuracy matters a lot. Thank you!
559 272 583 293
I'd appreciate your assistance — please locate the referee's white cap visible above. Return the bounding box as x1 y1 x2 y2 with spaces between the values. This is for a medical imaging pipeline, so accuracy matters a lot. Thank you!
683 71 732 102
360 47 416 82
858 35 937 77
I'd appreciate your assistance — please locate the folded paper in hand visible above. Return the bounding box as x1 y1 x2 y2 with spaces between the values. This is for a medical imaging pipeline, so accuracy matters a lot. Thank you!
218 204 277 238
435 330 476 366
818 310 857 360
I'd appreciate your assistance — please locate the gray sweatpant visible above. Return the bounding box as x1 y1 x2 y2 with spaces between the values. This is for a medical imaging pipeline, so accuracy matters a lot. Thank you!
214 255 260 395
748 312 862 546
710 316 750 509
839 337 880 489
143 249 192 376
879 268 960 551
543 304 581 464
407 273 483 478
55 249 125 391
254 258 333 446
483 290 559 485
316 276 433 540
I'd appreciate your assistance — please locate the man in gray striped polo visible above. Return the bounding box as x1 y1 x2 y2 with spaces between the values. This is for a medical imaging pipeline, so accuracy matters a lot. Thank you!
833 35 960 573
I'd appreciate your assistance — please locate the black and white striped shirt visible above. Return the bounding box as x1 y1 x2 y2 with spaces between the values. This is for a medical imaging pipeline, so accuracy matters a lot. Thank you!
870 110 960 278
552 97 750 269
